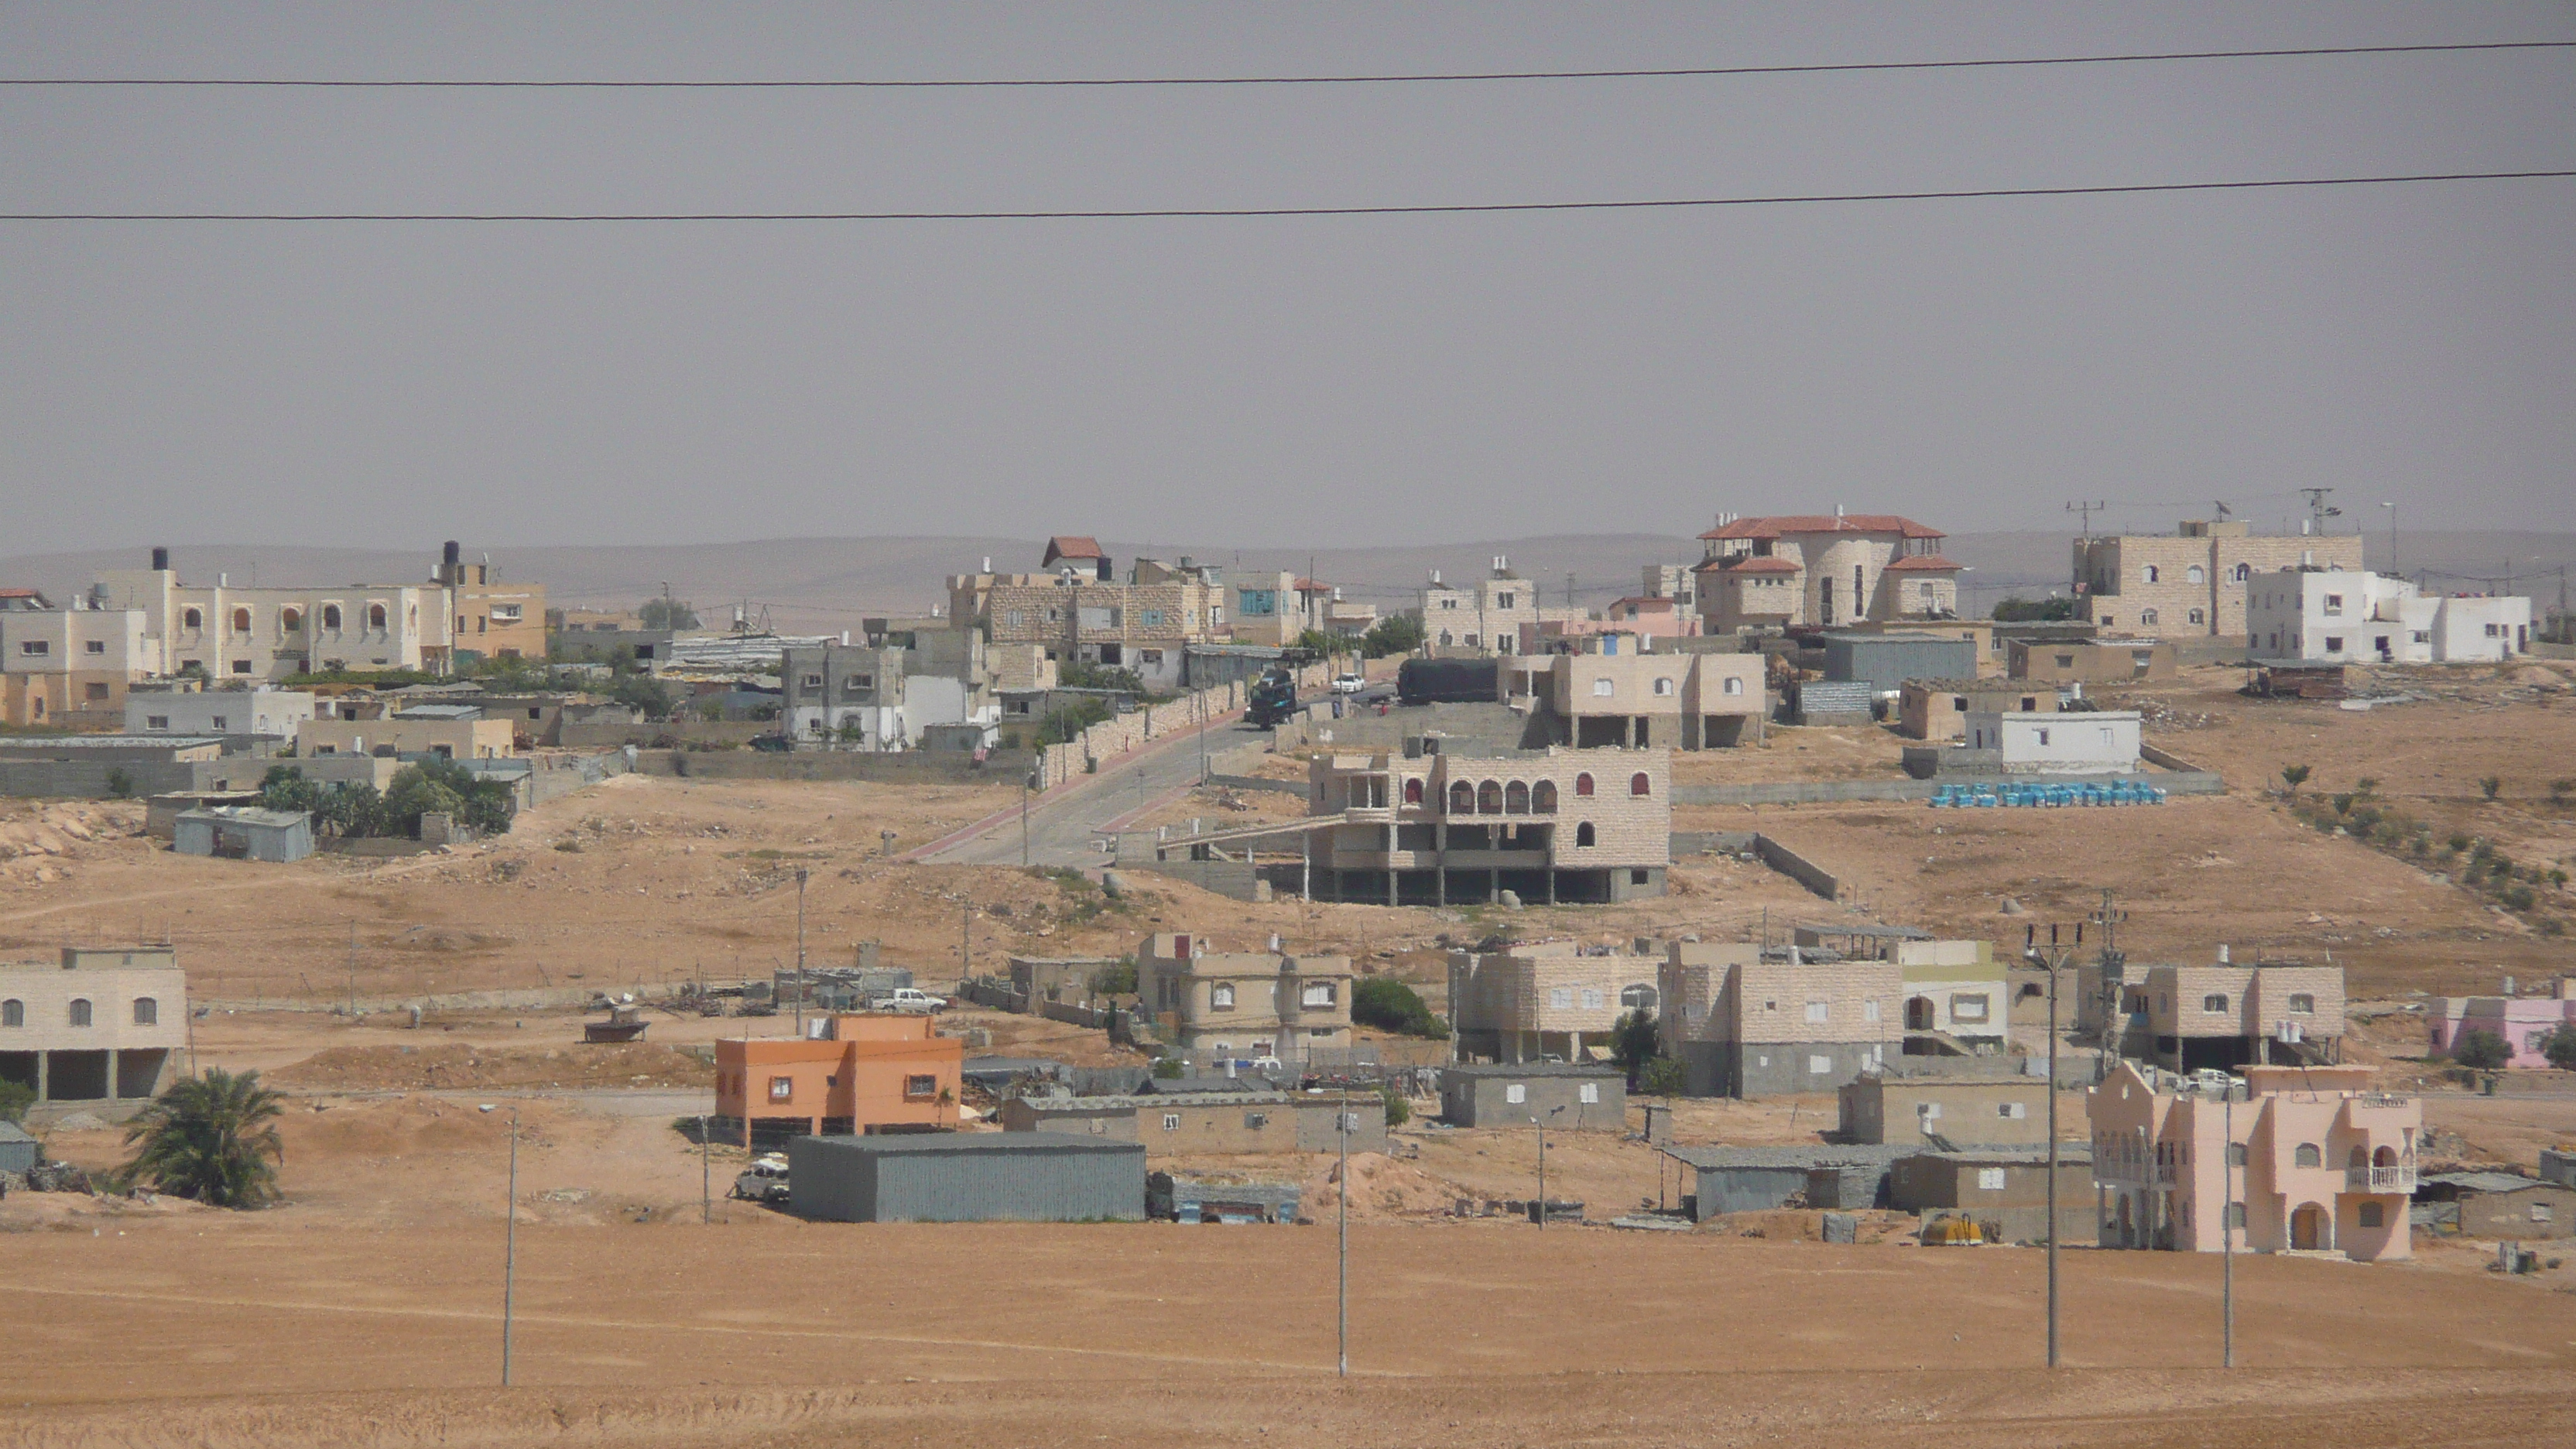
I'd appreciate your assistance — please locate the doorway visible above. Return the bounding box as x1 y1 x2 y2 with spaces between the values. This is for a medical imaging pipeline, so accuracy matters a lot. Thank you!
2290 1202 2328 1251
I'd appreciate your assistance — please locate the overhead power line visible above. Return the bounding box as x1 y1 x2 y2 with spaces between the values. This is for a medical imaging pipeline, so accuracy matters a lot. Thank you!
5 39 2570 88
7 170 2569 222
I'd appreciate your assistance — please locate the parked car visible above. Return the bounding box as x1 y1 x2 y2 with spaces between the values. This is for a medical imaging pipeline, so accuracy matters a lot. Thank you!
732 1153 791 1204
1331 673 1365 694
868 987 950 1014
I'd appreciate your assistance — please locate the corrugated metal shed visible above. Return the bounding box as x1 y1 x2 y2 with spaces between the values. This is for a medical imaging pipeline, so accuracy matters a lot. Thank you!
1821 634 1978 692
0 1122 36 1176
172 807 315 863
1661 1143 1916 1218
789 1133 1145 1223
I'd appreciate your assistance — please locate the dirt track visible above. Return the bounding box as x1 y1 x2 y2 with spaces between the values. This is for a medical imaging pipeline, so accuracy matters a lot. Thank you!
4 1221 2571 1447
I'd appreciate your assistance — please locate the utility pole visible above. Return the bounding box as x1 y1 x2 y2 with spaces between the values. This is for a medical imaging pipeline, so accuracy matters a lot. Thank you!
701 1112 712 1225
2222 1087 2236 1368
2297 487 2341 536
2379 501 2396 577
960 896 971 981
478 1103 520 1386
793 868 809 1036
1020 769 1033 868
1337 1089 1351 1379
347 920 358 1017
2066 500 2107 537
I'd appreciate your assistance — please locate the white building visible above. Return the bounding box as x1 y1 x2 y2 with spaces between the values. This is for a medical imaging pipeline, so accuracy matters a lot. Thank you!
1965 710 2139 775
127 687 317 739
2245 568 2532 664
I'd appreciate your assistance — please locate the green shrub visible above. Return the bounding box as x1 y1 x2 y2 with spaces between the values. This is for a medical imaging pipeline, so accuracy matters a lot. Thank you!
1639 1056 1687 1098
104 767 135 800
1151 1057 1184 1080
1380 1083 1411 1128
2544 1024 2576 1071
2480 776 2503 801
1352 978 1446 1038
0 1079 35 1125
2451 1029 2512 1071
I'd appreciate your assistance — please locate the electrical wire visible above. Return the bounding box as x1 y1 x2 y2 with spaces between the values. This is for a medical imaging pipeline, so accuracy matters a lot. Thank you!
7 39 2569 88
7 169 2571 222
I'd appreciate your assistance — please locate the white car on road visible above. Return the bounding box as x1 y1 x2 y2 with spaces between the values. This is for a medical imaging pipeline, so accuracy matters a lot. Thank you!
1331 673 1365 694
868 988 950 1013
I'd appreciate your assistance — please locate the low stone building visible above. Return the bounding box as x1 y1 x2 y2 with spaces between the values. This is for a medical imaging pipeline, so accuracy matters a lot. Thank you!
1658 942 1902 1098
2008 637 2178 684
1449 941 1660 1064
1838 1074 2050 1149
1438 1063 1625 1129
1894 679 2057 742
0 945 188 1121
1890 1149 2095 1244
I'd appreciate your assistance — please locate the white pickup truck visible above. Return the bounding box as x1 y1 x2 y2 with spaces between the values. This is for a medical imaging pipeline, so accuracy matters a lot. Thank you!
867 987 950 1014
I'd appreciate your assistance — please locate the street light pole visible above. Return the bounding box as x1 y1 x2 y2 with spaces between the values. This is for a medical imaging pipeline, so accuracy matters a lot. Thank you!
701 1112 712 1225
2223 1088 2236 1368
1337 1090 1350 1379
479 1102 519 1386
793 868 809 1036
2380 502 2397 577
1021 770 1032 868
2045 947 2062 1370
1535 1105 1564 1228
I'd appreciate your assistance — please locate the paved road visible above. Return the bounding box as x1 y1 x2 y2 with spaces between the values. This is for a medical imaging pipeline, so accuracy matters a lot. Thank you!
923 717 1274 868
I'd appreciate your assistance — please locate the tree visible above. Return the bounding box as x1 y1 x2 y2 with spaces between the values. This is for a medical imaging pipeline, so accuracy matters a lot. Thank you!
1360 614 1425 658
1992 596 2080 622
382 759 515 837
2540 1024 2576 1073
104 767 135 800
0 1078 34 1125
2479 775 2503 801
1293 628 1344 657
1090 958 1139 996
1058 659 1146 694
1352 978 1446 1038
2280 764 2311 799
611 672 677 721
2450 1028 2512 1072
257 764 322 816
638 596 700 630
117 1069 287 1208
1611 1009 1660 1081
1379 1081 1411 1128
313 781 386 838
1639 1056 1686 1099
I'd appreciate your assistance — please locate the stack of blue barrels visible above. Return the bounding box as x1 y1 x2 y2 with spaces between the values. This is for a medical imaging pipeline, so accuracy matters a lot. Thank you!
1926 779 2167 808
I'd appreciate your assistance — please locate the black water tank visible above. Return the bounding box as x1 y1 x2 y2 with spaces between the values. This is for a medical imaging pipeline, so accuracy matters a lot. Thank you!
443 540 462 567
151 546 170 571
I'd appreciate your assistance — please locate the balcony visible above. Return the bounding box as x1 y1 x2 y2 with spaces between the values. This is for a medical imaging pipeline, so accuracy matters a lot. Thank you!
2093 1159 2176 1187
2346 1163 2416 1194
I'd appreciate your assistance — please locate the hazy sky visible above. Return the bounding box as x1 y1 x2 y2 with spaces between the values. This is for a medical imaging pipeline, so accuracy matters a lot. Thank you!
5 3 2570 553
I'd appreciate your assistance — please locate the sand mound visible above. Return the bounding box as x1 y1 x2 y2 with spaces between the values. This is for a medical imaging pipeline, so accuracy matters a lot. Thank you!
272 1041 706 1091
1300 1152 1465 1220
280 1094 528 1162
2512 664 2571 689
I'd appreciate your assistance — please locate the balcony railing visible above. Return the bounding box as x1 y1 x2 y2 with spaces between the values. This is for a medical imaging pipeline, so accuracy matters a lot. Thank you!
2094 1160 2176 1187
2347 1163 2416 1194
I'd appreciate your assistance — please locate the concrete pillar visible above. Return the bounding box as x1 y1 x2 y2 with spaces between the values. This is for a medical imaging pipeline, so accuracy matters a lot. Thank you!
107 1048 120 1099
1388 824 1398 907
1434 822 1447 906
1569 1030 1582 1062
35 1050 49 1103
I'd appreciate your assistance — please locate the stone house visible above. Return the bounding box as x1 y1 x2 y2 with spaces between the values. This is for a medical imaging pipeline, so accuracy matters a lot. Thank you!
1534 640 1766 749
1135 932 1354 1064
2007 637 2178 684
0 591 148 729
1891 1149 2095 1244
2072 519 2362 639
1691 513 1959 633
1438 1063 1626 1129
1414 558 1584 653
1895 678 2057 742
0 946 188 1121
1449 941 1660 1064
948 543 1219 691
1658 942 1903 1098
1839 1074 2050 1149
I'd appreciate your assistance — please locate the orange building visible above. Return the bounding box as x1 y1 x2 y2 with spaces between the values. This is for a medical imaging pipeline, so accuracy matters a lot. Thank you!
712 1015 963 1149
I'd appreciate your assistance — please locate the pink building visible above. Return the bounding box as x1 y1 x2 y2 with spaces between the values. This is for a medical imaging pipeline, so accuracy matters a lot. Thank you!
1517 601 1700 655
2089 1062 2419 1262
2427 981 2576 1068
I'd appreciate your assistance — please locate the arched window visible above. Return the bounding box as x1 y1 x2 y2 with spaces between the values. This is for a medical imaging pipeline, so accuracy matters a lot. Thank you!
322 603 343 630
2293 1143 2321 1168
2231 563 2250 582
2143 565 2161 584
2139 608 2160 626
132 997 157 1026
1652 677 1675 696
1476 780 1503 814
1531 780 1557 814
2347 1146 2367 1170
1447 780 1475 814
1574 772 1594 798
231 606 252 634
68 998 93 1028
368 603 388 630
1575 822 1597 848
280 606 303 633
1403 778 1423 806
0 999 20 1028
181 606 204 630
1504 781 1530 814
2187 565 2206 584
1629 772 1651 796
2374 1145 2398 1167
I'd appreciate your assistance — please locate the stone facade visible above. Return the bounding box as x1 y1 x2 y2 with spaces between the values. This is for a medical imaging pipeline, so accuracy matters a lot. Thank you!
0 946 189 1117
1658 946 1904 1098
1896 678 2057 742
1841 1075 2050 1148
950 565 1218 692
0 600 147 728
1540 644 1765 748
1136 933 1354 1063
1299 743 1670 905
2007 638 2178 683
1691 514 1958 633
2072 520 2364 639
1450 943 1660 1063
1415 560 1585 653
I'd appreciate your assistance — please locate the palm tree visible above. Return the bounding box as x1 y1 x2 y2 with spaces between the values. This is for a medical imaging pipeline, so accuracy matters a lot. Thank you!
119 1069 286 1208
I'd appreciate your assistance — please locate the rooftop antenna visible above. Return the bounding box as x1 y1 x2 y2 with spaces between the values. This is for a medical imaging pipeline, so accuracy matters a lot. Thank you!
2066 500 2107 536
2213 500 2232 520
2298 487 2341 535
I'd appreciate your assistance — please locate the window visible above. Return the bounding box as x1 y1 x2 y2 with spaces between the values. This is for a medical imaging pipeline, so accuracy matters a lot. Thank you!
2231 563 2250 582
1580 989 1604 1011
1999 1101 2026 1119
2143 566 2160 584
1575 822 1597 847
1531 780 1557 814
1504 781 1529 814
1578 1082 1600 1104
1804 1001 1829 1024
1505 1084 1527 1105
321 604 341 630
1496 592 1515 610
368 603 388 630
84 639 105 655
1550 988 1574 1009
230 659 252 675
489 604 522 623
2294 1143 2321 1168
0 999 19 1028
1163 1113 1180 1132
1631 868 1649 886
1591 677 1615 697
280 607 303 632
1629 772 1649 796
1807 1054 1832 1075
1723 676 1745 696
2202 994 2229 1014
1950 994 1990 1024
1448 780 1475 813
1211 983 1235 1011
2228 1142 2247 1167
182 606 203 629
1652 677 1674 696
2186 565 2206 584
132 997 156 1026
1477 781 1502 814
2188 608 2205 625
2287 993 2314 1014
1301 982 1334 1007
1574 772 1594 797
146 713 170 731
231 607 252 634
2321 593 2344 616
848 673 875 690
2324 636 2344 653
1862 999 1880 1023
768 1076 793 1102
2034 728 2050 746
1918 1102 1942 1120
2412 631 2430 644
16 640 46 656
67 998 91 1027
2358 1202 2386 1229
1976 1168 2007 1191
2226 1201 2246 1228
2138 610 2158 626
801 674 824 689
903 1074 937 1100
2534 1203 2556 1224
2054 653 2074 668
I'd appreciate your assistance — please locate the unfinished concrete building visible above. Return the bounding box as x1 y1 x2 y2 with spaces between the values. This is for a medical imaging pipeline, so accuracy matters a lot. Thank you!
0 946 187 1121
1658 941 1902 1098
2080 954 2345 1072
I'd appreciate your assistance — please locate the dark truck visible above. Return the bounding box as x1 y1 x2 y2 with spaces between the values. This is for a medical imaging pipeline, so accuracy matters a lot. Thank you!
1245 669 1301 729
1396 657 1500 706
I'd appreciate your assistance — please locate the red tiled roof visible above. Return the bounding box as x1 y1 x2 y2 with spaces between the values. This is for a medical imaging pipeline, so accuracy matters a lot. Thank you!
1293 577 1332 594
1882 554 1963 572
1701 556 1803 576
1609 596 1677 611
0 587 41 598
1041 536 1106 564
1697 514 1944 541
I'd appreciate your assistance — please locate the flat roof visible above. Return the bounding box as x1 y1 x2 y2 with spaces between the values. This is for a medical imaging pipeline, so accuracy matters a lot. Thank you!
1902 1146 2095 1166
1660 1144 1914 1171
1017 1091 1297 1112
1445 1063 1623 1080
0 735 223 749
796 1132 1142 1156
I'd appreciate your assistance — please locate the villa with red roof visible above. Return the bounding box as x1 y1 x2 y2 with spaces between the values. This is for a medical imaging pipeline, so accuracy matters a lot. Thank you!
1690 512 1961 633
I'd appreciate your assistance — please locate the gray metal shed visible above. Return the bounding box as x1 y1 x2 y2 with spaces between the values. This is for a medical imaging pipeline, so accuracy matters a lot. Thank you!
171 806 314 863
1660 1143 1913 1220
0 1122 36 1176
1821 634 1978 694
788 1132 1145 1223
1439 1064 1626 1129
